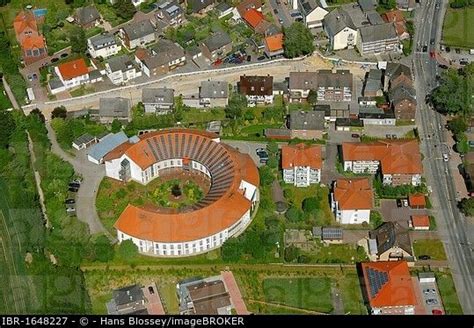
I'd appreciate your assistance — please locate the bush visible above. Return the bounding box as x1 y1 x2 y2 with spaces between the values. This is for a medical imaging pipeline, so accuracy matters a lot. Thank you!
285 206 303 222
302 197 319 213
259 166 275 187
459 198 474 216
284 245 300 262
117 240 138 262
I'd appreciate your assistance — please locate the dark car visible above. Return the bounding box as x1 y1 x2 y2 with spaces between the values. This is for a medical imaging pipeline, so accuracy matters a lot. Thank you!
430 38 435 45
435 3 440 9
455 48 461 54
148 286 154 294
273 8 278 14
247 55 251 62
68 187 79 193
65 199 75 205
438 64 448 69
351 133 360 138
422 45 428 52
418 255 431 260
460 59 469 65
257 55 266 61
69 182 80 188
445 46 450 52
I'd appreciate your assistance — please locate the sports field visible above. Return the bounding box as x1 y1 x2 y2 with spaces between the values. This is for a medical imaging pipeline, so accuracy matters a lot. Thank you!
442 6 474 48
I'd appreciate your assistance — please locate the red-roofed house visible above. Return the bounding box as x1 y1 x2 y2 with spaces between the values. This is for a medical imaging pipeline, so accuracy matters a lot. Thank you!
235 0 263 20
282 143 322 187
264 33 284 58
331 178 373 224
409 215 430 230
55 58 90 89
408 193 426 209
242 8 265 29
381 10 410 40
13 10 48 65
361 261 417 315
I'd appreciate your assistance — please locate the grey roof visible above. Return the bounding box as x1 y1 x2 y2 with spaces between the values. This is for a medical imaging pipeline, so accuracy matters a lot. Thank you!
321 227 343 240
289 72 318 90
188 0 214 13
215 2 232 12
89 70 103 80
289 110 325 130
200 80 228 99
107 55 136 73
206 120 222 133
389 84 416 105
112 285 145 307
367 11 385 25
48 78 64 90
141 39 185 68
312 226 322 237
122 20 155 41
358 0 377 12
157 0 184 17
202 32 232 52
369 222 413 256
317 70 353 88
359 23 397 43
273 81 289 93
142 88 175 105
89 33 117 50
73 133 95 146
385 62 412 81
324 3 367 36
75 6 100 25
368 69 383 81
99 97 131 119
87 131 129 161
300 0 325 16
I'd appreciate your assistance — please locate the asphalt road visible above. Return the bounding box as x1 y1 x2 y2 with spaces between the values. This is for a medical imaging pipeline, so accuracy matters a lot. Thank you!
413 0 474 313
268 0 292 27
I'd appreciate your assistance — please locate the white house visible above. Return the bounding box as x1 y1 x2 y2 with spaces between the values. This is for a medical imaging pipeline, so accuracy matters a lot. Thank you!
87 33 121 59
55 58 90 90
105 55 142 85
120 20 156 50
298 0 328 28
282 143 322 187
332 178 373 224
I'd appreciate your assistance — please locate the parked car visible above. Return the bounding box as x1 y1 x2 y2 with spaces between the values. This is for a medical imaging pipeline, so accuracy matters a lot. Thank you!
392 134 397 139
430 38 435 45
65 199 75 205
68 187 79 193
460 59 469 65
386 134 392 139
148 286 154 294
426 299 438 305
69 182 80 189
445 46 450 53
257 55 266 61
259 158 268 164
247 55 251 62
432 309 443 315
435 2 440 9
397 199 408 207
351 133 360 138
418 255 431 260
273 8 278 14
443 153 449 162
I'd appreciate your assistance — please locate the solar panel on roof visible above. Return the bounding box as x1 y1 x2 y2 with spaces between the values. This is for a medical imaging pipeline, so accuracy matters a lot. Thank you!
367 268 389 298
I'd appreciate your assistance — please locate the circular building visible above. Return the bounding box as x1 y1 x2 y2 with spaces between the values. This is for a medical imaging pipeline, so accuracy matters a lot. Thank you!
104 129 259 257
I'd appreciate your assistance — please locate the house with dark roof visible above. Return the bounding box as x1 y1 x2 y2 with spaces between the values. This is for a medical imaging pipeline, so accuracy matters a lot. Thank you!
105 55 142 85
361 261 417 315
382 10 410 40
99 97 132 123
120 20 156 50
282 143 322 186
288 110 325 140
178 277 232 314
316 70 353 102
368 222 413 261
384 62 412 91
289 71 318 102
298 0 329 28
396 0 416 11
389 84 416 120
331 177 373 224
155 1 185 27
72 134 97 150
356 23 400 55
239 75 274 105
215 2 234 18
142 88 175 114
106 284 147 315
358 102 396 125
322 4 365 50
74 6 101 29
358 0 377 12
199 80 229 107
363 69 384 97
87 33 121 59
187 0 215 15
134 39 186 77
200 31 232 62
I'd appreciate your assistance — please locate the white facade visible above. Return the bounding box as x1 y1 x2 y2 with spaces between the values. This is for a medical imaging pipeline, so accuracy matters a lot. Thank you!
87 39 121 59
105 64 142 85
302 6 328 28
331 192 371 225
383 173 422 186
331 27 357 50
371 306 415 315
283 167 321 187
54 66 89 90
361 117 396 125
344 160 379 174
246 94 274 105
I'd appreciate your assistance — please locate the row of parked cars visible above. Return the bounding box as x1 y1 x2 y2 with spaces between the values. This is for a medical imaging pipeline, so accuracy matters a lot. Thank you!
65 179 81 215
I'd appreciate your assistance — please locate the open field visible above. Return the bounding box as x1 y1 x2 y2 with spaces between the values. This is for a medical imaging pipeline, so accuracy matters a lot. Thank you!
442 6 474 49
435 272 463 314
413 239 447 260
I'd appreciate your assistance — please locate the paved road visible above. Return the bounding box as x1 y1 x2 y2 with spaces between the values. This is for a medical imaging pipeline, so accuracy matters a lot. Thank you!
413 0 474 313
268 0 292 27
222 140 268 167
45 121 111 238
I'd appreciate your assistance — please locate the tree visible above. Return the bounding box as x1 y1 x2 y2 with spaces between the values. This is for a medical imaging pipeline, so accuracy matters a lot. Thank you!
302 197 319 214
225 93 247 119
29 108 46 123
379 0 396 10
448 117 468 135
283 22 315 58
307 89 318 105
459 198 474 216
0 110 15 148
111 119 122 133
284 245 300 262
93 236 115 262
117 240 138 261
259 166 275 187
70 26 87 54
267 141 278 155
51 106 67 119
114 0 137 21
285 206 303 222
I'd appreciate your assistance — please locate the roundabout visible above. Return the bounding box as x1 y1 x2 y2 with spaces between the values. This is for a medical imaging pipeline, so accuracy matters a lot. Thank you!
102 129 260 257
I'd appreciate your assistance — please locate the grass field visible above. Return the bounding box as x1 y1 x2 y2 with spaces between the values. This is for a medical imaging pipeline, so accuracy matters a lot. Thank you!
413 240 447 260
339 273 367 315
442 6 474 48
436 272 463 314
0 87 12 110
263 277 333 313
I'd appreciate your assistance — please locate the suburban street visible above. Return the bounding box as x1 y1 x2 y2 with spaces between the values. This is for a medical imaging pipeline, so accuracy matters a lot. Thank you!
413 0 474 313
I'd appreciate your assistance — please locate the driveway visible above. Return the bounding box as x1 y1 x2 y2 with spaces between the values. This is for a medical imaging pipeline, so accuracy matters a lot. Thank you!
321 142 341 185
268 0 292 28
222 140 268 167
379 199 431 228
363 125 416 139
45 121 111 238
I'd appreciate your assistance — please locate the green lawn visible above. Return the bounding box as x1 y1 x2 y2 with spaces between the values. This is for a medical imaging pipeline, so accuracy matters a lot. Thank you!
240 124 282 136
70 85 96 97
442 6 474 48
339 272 367 315
436 272 463 314
0 86 12 110
263 277 333 313
182 108 225 124
413 240 447 260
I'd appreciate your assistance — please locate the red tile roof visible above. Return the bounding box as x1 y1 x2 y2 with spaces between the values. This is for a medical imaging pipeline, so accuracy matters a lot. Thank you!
382 10 405 23
334 178 373 210
13 10 38 37
21 36 45 50
411 215 430 228
342 140 423 175
281 143 322 169
58 58 89 80
362 261 416 309
242 8 265 29
408 193 426 207
236 0 263 17
265 33 284 52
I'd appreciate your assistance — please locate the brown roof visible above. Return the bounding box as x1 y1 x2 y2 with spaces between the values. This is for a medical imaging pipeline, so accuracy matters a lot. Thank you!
58 58 89 80
334 178 373 210
281 143 322 169
411 215 429 227
239 75 273 96
13 10 38 36
342 140 423 175
317 69 353 89
289 71 318 90
408 193 426 207
381 10 405 23
361 261 416 309
236 0 263 17
188 280 231 315
369 222 413 256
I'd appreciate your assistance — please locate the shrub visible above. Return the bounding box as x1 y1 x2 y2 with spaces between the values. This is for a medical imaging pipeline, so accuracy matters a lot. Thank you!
285 206 303 222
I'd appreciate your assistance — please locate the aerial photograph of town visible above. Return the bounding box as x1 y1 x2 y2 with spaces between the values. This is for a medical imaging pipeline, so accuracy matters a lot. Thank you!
0 0 473 322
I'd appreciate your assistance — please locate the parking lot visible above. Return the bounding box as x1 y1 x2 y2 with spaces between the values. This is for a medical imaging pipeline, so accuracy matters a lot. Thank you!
222 140 269 167
418 279 444 315
379 199 431 228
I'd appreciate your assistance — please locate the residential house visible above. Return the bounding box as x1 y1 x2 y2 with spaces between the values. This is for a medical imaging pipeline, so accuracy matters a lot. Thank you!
389 84 417 120
281 143 323 187
408 193 426 209
105 55 142 85
99 97 132 123
187 0 215 15
366 11 385 25
215 2 233 18
135 39 186 77
54 58 90 91
409 215 430 230
241 8 277 35
368 222 414 261
316 70 353 102
177 278 232 315
358 0 377 12
87 131 130 164
358 103 396 125
298 0 329 28
288 110 325 140
314 103 351 121
239 75 274 105
361 261 417 315
382 10 410 40
199 80 229 107
200 31 232 62
106 285 147 315
323 4 367 50
363 69 384 97
72 134 97 150
288 71 318 102
156 1 185 27
357 23 400 55
13 10 47 65
264 33 284 58
120 20 156 50
74 6 101 29
383 63 413 91
342 140 423 186
142 88 175 114
396 0 416 11
331 178 373 225
234 0 263 21
87 33 121 59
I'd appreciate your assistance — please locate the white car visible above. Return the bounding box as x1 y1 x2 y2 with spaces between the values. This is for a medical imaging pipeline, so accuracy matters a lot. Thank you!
443 153 449 162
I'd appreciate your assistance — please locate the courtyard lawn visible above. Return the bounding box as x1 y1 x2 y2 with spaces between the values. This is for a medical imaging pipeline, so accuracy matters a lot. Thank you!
436 272 463 314
263 277 333 313
240 124 281 136
442 6 474 48
339 273 367 315
413 240 447 260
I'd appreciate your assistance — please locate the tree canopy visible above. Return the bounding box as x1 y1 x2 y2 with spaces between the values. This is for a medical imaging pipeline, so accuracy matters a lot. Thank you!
459 197 474 216
70 26 87 54
115 0 137 21
283 22 315 58
52 106 67 119
0 110 15 148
